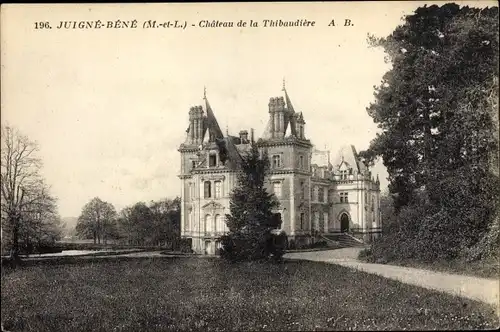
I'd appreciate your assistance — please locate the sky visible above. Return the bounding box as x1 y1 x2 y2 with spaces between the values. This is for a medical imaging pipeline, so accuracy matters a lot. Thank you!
1 2 493 217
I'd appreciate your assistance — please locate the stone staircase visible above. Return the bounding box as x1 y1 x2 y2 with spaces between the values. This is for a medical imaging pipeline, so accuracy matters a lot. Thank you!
322 233 366 248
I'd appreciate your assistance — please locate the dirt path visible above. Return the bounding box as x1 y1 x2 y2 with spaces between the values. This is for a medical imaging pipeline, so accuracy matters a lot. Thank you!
284 248 499 310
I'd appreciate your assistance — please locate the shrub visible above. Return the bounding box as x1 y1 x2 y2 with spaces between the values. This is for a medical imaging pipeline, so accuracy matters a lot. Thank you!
465 216 500 261
219 228 287 263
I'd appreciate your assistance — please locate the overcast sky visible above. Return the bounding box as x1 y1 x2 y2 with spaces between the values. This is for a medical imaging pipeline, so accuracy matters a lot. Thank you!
1 2 492 217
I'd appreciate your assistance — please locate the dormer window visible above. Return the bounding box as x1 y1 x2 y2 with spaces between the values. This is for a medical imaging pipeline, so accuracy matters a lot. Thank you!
340 170 348 180
209 154 217 167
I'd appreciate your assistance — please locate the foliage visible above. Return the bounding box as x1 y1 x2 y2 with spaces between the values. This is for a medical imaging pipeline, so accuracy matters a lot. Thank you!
361 4 500 262
1 125 63 256
220 144 284 262
75 197 118 244
2 258 498 331
115 197 181 247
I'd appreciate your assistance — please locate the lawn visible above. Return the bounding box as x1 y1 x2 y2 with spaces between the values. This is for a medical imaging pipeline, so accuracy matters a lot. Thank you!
1 257 498 331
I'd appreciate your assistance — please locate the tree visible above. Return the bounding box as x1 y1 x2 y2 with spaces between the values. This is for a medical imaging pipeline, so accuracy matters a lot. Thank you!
76 197 117 244
115 198 181 247
19 181 62 248
219 144 283 262
149 197 181 248
361 4 499 261
1 125 62 257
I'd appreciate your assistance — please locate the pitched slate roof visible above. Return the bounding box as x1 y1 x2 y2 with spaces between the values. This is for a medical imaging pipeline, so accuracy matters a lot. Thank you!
333 145 367 172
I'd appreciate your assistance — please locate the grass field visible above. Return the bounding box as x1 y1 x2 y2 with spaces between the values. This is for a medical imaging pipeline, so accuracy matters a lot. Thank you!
1 257 498 331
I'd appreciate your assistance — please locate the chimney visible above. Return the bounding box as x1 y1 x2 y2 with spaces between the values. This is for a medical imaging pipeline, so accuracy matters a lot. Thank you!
239 130 249 143
250 128 254 143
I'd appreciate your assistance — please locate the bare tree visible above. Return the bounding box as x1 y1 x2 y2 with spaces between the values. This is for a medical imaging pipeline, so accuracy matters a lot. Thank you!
20 180 62 249
1 125 54 256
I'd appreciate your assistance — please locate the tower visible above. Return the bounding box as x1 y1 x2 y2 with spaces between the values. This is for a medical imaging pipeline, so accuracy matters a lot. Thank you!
258 82 313 247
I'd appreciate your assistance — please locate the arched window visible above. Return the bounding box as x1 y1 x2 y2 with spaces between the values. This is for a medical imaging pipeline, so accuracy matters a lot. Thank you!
205 214 213 233
215 214 224 233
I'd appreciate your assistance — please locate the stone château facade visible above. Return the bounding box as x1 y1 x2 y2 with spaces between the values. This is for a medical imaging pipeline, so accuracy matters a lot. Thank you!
178 85 381 255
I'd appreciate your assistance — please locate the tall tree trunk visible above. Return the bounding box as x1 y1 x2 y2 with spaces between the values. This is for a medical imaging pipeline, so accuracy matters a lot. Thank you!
12 220 19 258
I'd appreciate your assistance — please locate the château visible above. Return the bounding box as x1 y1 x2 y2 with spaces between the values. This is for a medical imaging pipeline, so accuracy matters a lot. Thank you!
178 84 381 255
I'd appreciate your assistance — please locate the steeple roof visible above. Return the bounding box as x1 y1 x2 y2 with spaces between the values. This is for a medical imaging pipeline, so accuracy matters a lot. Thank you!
202 92 224 141
333 145 367 173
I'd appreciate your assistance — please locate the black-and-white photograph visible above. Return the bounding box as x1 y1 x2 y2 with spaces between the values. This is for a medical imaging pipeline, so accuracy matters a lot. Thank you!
1 2 499 331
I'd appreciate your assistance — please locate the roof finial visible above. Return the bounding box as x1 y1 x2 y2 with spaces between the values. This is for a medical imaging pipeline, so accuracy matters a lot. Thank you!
203 86 207 100
282 77 286 91
226 124 229 136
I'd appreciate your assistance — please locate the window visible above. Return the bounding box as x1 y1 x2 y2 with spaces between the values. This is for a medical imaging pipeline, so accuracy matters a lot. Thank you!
214 181 222 198
313 186 319 201
318 187 324 202
273 181 282 198
314 212 320 231
205 214 213 233
300 213 305 230
299 155 304 169
300 181 305 200
215 215 225 233
371 197 375 211
324 212 329 231
204 181 211 198
209 154 217 167
187 210 192 231
340 170 348 180
191 161 196 169
324 188 328 203
340 192 349 203
272 155 282 168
